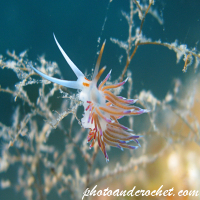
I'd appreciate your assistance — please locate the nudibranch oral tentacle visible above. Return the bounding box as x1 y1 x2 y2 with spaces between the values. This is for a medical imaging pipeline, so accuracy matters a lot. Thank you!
29 34 149 162
53 33 84 78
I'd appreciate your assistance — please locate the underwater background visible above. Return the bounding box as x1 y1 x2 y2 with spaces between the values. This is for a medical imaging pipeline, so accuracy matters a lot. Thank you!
0 0 200 120
0 0 200 199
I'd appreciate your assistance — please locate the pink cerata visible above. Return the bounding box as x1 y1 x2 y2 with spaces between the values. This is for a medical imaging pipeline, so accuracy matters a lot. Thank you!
29 34 149 162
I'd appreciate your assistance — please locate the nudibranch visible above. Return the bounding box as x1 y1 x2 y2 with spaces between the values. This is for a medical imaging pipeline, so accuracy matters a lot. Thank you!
29 34 149 162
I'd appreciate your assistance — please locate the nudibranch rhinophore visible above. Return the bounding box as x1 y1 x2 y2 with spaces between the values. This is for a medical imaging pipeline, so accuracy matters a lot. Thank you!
29 34 149 162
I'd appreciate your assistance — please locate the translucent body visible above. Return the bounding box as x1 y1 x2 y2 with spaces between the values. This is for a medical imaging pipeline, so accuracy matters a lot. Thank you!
29 34 149 162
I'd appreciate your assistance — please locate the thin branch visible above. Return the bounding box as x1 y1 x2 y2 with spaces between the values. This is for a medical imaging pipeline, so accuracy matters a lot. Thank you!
86 145 99 189
88 142 169 188
120 1 153 81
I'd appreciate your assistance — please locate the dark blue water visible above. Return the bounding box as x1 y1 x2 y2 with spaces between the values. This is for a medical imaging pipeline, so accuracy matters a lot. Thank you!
1 0 199 91
0 0 200 199
0 0 200 93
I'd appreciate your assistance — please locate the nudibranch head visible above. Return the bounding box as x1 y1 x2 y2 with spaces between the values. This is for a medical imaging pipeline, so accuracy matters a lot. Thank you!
29 34 149 162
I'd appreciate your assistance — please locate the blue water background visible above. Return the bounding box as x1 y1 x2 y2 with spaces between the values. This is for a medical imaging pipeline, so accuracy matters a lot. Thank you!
0 0 200 110
0 0 200 199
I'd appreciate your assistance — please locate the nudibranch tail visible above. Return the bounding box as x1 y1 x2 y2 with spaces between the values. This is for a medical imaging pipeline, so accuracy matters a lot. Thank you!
30 34 148 162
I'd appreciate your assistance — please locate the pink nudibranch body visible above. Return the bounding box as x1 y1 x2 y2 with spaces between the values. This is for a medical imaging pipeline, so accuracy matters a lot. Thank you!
29 34 149 162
